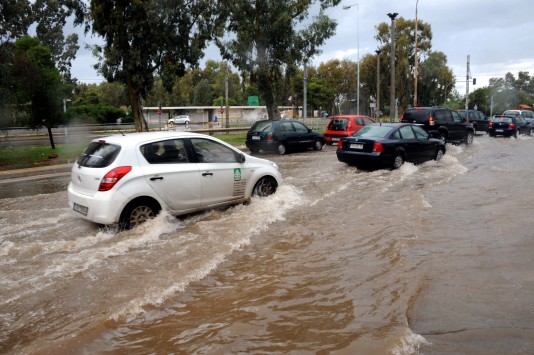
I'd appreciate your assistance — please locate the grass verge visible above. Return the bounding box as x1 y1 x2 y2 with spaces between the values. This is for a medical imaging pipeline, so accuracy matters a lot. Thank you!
0 133 248 170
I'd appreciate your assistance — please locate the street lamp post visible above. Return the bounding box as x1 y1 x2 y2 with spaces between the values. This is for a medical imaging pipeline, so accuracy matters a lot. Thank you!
303 61 308 122
387 12 398 122
343 3 359 115
414 0 419 107
63 98 71 143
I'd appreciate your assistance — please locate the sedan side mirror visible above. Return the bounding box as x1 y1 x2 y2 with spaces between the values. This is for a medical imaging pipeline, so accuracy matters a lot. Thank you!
238 153 246 163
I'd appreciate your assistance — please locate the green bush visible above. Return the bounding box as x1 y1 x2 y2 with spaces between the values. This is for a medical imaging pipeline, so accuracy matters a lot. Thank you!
66 103 125 124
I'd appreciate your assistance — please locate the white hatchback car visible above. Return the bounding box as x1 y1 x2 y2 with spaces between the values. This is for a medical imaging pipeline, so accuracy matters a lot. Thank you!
168 115 190 125
68 132 282 229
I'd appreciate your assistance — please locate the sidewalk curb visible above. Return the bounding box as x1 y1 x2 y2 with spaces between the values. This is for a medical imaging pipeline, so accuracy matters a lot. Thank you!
0 163 73 183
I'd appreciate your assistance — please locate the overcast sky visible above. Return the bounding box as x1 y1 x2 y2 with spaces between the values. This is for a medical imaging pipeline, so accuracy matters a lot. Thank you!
71 0 534 98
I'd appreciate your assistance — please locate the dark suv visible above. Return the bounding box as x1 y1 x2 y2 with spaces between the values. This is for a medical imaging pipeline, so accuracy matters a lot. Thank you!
456 109 490 132
400 107 475 144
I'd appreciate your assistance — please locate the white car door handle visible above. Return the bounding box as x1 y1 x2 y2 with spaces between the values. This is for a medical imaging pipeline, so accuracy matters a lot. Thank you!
202 172 213 176
150 177 163 181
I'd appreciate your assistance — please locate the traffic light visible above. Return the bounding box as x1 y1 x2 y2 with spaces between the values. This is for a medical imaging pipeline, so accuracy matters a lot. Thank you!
473 78 476 85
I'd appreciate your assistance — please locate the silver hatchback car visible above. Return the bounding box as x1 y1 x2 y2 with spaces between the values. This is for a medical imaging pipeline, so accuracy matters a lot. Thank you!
168 115 191 125
68 132 282 229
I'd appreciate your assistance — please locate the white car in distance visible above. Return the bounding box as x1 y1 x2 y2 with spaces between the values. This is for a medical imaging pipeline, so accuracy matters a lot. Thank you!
68 132 282 229
168 115 191 125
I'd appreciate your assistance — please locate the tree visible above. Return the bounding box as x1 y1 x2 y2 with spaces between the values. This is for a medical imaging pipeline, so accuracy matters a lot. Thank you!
1 0 85 128
193 79 213 106
31 0 86 82
417 51 454 107
375 17 441 113
487 72 534 113
468 87 492 114
307 76 335 114
219 0 340 120
90 0 225 132
358 53 378 116
0 0 32 45
317 59 357 115
13 36 64 149
0 0 33 126
66 82 130 124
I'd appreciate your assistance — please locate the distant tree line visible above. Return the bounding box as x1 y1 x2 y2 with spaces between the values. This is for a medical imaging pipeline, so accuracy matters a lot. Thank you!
2 1 534 148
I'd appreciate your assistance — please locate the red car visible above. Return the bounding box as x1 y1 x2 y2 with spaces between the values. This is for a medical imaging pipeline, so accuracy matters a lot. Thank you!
323 115 376 145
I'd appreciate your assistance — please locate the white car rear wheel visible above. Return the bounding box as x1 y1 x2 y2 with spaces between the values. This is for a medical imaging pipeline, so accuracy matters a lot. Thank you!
120 199 160 230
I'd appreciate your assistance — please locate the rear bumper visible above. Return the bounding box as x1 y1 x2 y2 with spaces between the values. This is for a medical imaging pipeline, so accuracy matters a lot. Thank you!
246 140 278 152
67 183 125 225
323 134 348 144
336 150 393 168
488 128 515 136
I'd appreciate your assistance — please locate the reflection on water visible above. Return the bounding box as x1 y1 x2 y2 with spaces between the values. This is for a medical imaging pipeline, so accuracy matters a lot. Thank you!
0 176 69 198
1 136 534 354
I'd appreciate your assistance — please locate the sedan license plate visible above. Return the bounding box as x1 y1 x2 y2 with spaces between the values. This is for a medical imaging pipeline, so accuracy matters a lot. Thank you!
252 136 261 140
496 129 503 132
73 203 88 216
350 143 364 150
332 137 340 142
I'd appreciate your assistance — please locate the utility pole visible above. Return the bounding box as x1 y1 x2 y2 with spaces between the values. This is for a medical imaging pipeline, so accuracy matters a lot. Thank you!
375 49 381 120
387 12 398 122
414 0 420 107
225 61 230 128
465 55 470 111
342 3 360 114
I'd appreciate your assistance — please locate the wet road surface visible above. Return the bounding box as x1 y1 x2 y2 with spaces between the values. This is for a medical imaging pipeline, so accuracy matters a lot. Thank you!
1 134 534 354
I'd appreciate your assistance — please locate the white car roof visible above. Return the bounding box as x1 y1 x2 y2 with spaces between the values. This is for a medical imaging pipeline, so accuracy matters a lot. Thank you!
92 131 233 148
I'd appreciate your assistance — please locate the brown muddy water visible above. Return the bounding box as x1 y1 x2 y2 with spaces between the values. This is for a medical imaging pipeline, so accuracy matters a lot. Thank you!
1 134 534 354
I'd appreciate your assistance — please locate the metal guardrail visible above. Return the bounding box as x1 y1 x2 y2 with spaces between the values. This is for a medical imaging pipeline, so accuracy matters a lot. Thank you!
0 118 329 145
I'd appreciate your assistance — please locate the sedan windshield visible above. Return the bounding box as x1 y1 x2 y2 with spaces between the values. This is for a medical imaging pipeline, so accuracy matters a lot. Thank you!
353 125 392 138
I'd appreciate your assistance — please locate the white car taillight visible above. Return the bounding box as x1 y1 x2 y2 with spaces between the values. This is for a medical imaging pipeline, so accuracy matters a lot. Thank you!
99 166 132 191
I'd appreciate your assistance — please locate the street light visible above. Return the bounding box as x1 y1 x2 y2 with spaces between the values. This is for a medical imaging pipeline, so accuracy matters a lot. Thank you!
63 98 71 143
387 12 398 122
343 3 360 115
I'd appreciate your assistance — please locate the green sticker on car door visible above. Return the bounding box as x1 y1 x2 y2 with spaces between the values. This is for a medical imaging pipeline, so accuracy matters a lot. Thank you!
234 168 241 181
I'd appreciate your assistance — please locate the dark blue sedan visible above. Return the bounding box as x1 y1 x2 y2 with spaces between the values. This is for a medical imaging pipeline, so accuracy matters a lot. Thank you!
246 119 324 155
488 115 532 137
336 123 446 169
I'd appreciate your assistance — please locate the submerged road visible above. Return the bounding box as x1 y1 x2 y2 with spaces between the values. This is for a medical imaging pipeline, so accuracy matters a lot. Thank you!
1 134 534 354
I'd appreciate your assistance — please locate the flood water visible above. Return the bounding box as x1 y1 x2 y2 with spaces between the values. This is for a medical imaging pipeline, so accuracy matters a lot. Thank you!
1 134 534 354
